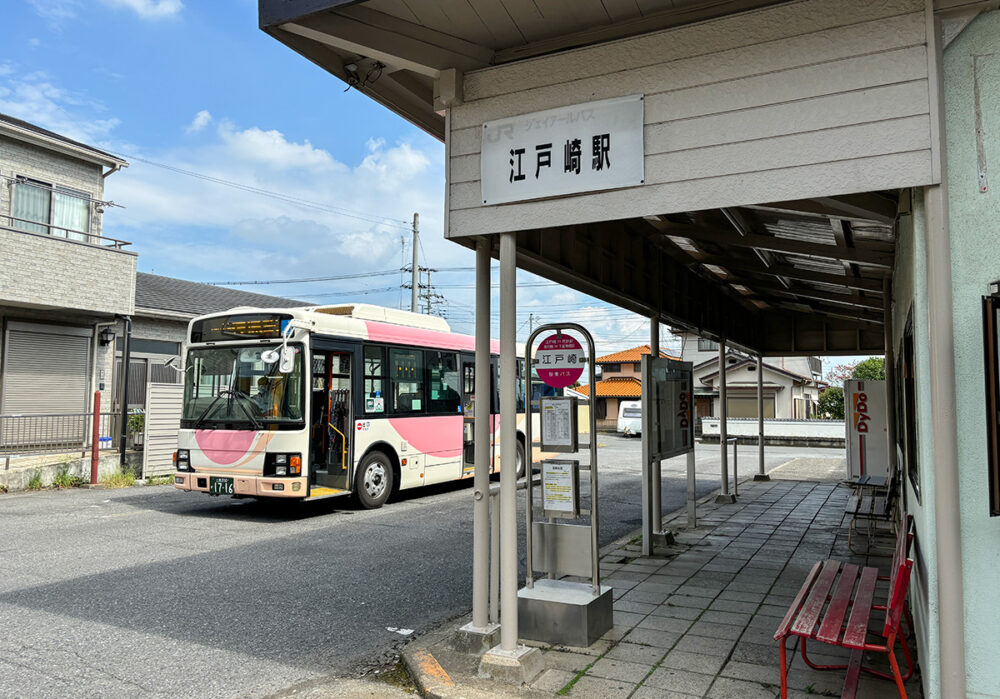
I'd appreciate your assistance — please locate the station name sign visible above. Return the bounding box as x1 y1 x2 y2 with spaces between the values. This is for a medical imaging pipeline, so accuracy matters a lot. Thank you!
480 94 644 206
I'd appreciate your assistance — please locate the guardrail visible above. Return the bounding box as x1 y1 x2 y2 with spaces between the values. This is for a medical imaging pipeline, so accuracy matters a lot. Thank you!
1 412 118 465
0 218 132 249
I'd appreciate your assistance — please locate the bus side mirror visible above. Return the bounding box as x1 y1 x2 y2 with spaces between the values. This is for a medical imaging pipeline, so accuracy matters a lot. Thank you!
279 346 295 374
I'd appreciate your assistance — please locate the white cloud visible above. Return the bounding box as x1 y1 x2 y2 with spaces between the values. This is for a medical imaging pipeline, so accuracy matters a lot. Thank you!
0 68 119 144
100 0 183 19
27 0 80 23
28 38 42 48
185 109 212 134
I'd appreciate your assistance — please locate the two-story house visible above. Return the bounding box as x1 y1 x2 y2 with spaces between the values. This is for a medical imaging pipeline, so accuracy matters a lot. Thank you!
0 113 132 419
672 330 825 424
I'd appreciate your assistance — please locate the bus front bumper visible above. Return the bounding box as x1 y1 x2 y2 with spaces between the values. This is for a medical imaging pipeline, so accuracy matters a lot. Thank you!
173 472 308 497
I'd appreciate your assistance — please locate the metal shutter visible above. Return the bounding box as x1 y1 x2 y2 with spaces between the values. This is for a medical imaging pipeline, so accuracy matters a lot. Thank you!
2 327 90 415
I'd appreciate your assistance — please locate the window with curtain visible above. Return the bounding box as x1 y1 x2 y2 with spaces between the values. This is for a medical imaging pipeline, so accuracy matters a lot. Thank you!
11 179 91 241
52 188 90 241
12 179 51 235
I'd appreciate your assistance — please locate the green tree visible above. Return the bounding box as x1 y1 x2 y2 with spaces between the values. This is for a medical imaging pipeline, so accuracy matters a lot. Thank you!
818 386 845 420
851 357 885 380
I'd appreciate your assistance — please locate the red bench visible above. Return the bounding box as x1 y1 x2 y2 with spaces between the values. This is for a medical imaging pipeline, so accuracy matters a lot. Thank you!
774 516 915 698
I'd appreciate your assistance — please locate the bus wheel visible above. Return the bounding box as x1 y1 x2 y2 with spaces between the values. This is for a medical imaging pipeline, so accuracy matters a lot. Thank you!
515 439 526 480
355 451 393 509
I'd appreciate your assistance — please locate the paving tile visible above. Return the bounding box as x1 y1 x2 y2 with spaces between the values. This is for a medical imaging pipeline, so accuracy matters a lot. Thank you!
541 649 594 672
624 627 682 649
635 581 678 595
644 666 715 695
551 639 614 657
600 625 633 642
588 657 653 683
620 590 671 606
719 659 782 684
614 600 657 615
730 641 780 666
566 675 636 699
605 642 668 665
705 676 782 698
701 610 753 626
666 594 715 609
659 649 727 675
686 620 745 641
531 668 578 692
636 614 695 634
649 604 702 620
630 686 703 699
672 634 737 658
611 610 648 628
708 598 759 614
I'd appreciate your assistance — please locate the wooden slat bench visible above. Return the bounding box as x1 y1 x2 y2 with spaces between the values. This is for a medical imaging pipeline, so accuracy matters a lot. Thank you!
774 517 915 698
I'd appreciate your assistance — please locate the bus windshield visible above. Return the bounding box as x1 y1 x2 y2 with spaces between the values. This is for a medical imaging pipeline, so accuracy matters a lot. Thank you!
182 345 305 427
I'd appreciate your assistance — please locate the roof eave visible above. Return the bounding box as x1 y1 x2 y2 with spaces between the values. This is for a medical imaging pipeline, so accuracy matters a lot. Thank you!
0 122 127 171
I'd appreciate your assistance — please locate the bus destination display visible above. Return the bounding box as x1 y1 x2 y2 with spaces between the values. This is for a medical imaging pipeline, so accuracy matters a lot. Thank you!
190 314 292 342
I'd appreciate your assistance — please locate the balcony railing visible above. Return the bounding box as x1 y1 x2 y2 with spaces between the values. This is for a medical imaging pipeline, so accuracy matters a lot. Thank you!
1 216 131 249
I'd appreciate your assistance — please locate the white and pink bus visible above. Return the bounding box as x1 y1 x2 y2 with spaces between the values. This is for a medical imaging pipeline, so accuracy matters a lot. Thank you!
173 304 529 507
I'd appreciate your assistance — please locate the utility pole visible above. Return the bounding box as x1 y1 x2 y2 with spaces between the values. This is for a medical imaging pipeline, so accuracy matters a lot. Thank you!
410 212 419 313
424 270 433 315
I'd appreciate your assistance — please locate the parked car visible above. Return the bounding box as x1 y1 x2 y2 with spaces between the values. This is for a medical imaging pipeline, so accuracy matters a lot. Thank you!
617 400 642 436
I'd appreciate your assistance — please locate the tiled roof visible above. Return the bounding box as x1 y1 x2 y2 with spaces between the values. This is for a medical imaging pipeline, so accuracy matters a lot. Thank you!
577 376 642 398
595 345 679 364
135 273 309 317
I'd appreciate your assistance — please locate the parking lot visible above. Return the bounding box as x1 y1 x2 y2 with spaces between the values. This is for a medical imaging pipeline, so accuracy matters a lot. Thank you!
0 436 842 697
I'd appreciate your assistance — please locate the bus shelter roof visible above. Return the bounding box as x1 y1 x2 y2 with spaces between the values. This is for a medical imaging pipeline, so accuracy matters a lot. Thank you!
259 0 896 357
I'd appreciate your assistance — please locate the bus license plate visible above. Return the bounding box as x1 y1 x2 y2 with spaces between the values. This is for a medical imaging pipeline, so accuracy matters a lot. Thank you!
209 477 234 495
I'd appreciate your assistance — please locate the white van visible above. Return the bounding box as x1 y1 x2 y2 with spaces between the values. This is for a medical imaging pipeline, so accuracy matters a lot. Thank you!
617 400 642 436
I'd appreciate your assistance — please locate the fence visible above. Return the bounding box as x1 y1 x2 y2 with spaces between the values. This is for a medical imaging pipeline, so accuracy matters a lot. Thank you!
0 412 117 460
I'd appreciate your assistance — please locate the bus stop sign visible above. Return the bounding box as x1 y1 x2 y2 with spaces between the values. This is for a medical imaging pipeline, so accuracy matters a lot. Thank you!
536 333 585 388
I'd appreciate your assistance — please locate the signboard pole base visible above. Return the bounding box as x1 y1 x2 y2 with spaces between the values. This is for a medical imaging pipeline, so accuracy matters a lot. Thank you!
715 493 737 504
479 643 545 685
650 531 675 547
452 621 501 654
753 474 771 482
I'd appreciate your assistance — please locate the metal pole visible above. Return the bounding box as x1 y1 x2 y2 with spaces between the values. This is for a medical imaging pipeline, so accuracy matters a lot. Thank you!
587 330 599 595
410 213 419 313
471 238 491 630
90 391 100 484
686 446 696 527
732 438 738 496
490 488 500 625
498 232 518 652
118 315 131 467
718 340 730 496
640 354 652 556
650 317 661 533
757 355 767 479
883 278 898 473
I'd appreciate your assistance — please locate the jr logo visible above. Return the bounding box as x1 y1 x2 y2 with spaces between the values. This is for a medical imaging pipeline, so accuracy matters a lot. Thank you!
852 391 870 433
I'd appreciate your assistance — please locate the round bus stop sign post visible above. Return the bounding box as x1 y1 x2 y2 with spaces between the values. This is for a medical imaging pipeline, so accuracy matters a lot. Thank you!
536 333 586 388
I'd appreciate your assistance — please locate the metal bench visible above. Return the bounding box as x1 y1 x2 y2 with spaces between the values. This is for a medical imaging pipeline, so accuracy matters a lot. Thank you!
843 473 898 552
774 517 915 698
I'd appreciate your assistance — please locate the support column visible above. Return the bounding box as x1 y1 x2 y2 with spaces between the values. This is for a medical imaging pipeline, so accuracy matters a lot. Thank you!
649 317 662 534
716 340 735 503
925 183 966 697
481 232 542 681
456 238 500 651
883 278 898 473
754 355 769 481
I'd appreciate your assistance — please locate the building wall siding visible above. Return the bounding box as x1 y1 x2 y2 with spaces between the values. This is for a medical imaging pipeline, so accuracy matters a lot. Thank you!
942 11 1000 698
447 0 935 237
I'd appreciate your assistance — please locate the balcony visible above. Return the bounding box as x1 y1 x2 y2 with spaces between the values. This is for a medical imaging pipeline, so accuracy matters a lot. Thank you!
0 216 136 317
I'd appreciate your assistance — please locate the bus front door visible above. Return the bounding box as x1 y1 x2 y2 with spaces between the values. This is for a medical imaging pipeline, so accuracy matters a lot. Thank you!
312 351 352 491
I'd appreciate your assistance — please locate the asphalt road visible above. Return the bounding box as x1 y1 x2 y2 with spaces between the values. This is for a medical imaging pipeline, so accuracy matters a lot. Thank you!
0 437 842 698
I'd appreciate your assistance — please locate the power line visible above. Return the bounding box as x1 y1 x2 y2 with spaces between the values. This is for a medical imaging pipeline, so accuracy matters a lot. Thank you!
112 152 412 231
207 269 402 286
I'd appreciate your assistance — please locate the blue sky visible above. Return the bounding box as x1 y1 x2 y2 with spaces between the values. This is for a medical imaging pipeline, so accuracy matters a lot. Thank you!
0 0 867 372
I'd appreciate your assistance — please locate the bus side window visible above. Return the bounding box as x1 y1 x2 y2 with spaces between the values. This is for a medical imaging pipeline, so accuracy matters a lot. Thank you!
363 346 385 413
516 358 526 413
391 348 424 413
426 351 461 414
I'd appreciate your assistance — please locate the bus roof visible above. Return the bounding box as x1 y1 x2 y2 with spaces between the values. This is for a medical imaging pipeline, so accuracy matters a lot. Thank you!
192 303 509 355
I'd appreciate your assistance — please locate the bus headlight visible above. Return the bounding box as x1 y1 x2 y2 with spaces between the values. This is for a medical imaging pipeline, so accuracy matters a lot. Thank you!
175 449 190 471
265 453 302 477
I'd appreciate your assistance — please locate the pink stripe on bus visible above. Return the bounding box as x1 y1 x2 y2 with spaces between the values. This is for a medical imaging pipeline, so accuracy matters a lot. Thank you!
389 415 464 458
195 429 257 465
364 321 500 354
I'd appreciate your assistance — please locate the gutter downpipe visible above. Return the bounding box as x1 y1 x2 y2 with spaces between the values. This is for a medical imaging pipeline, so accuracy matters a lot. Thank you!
924 3 966 695
118 315 132 467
